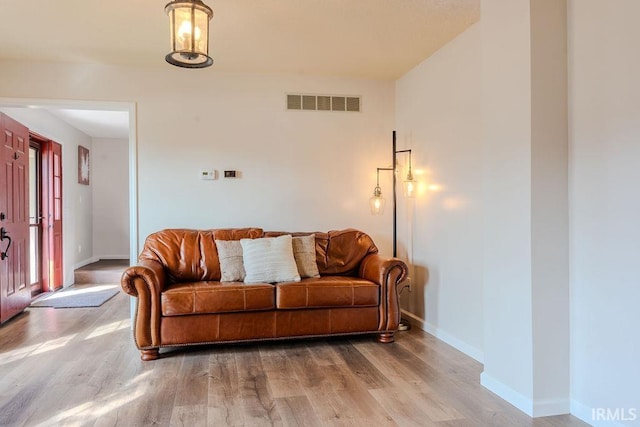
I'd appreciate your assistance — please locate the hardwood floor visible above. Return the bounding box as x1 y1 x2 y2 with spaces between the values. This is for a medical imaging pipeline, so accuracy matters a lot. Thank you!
73 259 130 285
0 289 589 427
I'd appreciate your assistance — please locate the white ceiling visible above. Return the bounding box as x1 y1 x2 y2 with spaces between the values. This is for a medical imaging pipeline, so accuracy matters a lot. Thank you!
46 109 130 139
0 0 479 137
0 0 479 80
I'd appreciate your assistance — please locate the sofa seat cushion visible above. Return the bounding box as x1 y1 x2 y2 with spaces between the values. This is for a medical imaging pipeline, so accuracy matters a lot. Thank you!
275 276 379 309
162 281 275 316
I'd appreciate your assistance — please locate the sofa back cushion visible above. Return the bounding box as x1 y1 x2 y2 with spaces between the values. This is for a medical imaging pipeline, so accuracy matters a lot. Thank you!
264 229 378 276
139 228 263 282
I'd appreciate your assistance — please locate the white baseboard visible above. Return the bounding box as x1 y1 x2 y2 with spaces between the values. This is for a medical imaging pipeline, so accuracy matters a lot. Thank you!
401 309 484 363
480 372 570 418
480 372 534 416
534 398 571 418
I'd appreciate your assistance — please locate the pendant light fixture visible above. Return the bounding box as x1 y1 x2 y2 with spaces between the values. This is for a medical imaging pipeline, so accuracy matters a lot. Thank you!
370 168 390 215
165 0 214 68
401 152 416 198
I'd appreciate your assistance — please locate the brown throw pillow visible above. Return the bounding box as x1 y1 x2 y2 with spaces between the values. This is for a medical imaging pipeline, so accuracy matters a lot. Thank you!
215 239 245 282
292 235 320 278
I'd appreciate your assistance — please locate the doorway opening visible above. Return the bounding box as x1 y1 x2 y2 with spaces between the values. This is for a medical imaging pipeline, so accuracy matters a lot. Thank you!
0 99 138 296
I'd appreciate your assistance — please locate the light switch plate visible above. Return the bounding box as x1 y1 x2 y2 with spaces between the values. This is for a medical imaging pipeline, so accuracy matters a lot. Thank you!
200 170 217 180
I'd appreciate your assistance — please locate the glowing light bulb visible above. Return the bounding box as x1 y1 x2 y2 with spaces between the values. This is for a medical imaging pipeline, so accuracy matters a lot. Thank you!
177 21 201 49
405 180 415 198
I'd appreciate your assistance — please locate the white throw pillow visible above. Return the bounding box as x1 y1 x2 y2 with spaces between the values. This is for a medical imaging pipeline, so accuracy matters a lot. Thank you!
241 235 301 284
215 239 245 282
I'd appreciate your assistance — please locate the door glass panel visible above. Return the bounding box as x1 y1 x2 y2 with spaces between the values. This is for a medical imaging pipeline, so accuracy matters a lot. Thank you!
55 199 61 221
54 153 60 175
54 176 61 198
29 147 37 220
29 146 40 286
30 226 39 284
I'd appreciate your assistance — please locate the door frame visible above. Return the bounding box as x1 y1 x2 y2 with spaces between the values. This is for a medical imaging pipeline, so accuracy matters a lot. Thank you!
0 98 139 286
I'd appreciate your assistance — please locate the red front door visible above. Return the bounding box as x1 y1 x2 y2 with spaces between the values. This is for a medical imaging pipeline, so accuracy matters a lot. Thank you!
41 139 63 292
0 113 31 323
50 141 63 290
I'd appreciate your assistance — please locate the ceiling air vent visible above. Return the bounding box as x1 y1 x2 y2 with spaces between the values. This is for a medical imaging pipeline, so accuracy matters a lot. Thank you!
286 94 361 112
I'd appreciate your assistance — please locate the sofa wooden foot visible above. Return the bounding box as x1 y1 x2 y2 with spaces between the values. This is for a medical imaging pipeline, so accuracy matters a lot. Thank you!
378 332 395 343
141 349 159 361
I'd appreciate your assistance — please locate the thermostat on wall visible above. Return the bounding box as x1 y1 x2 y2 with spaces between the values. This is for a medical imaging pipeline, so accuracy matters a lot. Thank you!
200 170 217 180
224 170 238 178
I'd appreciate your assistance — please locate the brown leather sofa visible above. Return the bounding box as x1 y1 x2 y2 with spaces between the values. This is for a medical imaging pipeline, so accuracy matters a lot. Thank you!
121 228 408 360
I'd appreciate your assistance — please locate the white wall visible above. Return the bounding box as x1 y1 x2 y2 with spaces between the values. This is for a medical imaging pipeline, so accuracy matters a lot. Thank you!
397 1 637 422
530 0 570 413
480 0 536 407
568 1 640 425
0 107 93 287
480 0 570 417
92 138 129 259
395 23 484 360
0 64 395 254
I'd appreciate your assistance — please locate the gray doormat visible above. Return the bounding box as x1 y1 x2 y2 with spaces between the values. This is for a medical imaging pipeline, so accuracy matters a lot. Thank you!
30 285 120 309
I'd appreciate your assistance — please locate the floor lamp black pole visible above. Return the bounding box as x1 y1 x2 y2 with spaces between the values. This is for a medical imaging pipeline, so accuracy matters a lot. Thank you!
391 130 411 330
392 130 397 258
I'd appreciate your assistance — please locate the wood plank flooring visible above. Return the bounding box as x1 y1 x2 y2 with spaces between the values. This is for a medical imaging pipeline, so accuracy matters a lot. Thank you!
0 288 590 427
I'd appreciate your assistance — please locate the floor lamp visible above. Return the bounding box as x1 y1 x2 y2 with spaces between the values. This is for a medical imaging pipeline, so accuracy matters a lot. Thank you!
370 130 415 330
369 130 415 257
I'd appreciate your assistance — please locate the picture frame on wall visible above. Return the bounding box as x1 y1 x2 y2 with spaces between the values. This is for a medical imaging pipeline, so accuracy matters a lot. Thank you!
78 145 90 185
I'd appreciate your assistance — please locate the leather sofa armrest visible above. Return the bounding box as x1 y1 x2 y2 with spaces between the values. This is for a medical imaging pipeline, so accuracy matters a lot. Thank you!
120 260 167 351
121 259 167 297
359 254 409 332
